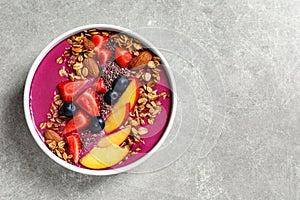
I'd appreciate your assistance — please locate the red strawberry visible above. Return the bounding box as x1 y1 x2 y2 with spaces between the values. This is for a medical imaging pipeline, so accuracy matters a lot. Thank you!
93 77 107 93
75 88 100 116
58 80 88 102
97 48 112 65
115 47 133 68
63 111 90 134
91 35 108 48
66 133 82 164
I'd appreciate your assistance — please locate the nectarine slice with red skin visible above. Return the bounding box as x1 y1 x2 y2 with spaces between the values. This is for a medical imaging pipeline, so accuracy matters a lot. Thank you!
104 103 130 133
97 125 131 148
128 79 140 110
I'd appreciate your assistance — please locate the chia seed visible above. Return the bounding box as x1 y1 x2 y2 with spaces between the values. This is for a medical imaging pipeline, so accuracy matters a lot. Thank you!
100 62 130 90
98 61 130 118
106 38 118 53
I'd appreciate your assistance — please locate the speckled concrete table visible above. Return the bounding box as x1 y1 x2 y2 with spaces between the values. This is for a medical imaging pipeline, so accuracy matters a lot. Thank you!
1 0 300 199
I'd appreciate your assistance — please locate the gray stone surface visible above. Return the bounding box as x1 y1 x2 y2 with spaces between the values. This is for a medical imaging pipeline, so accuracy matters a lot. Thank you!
1 0 300 199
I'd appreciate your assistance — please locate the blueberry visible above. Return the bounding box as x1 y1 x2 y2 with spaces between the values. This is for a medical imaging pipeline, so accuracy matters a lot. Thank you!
61 102 77 117
104 90 119 105
112 77 129 93
90 116 105 132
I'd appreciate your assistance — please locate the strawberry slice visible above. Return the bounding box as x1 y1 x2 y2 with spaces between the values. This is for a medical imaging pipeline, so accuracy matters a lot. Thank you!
58 80 88 102
75 88 100 116
63 111 90 134
93 77 107 93
97 48 112 65
66 133 82 164
91 35 108 48
115 47 133 68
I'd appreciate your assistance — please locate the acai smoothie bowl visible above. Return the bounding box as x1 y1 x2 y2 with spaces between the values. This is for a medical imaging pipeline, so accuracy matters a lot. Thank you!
24 25 176 175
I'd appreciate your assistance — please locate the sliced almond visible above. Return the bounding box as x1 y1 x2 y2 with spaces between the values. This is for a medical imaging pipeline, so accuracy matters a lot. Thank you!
144 72 151 82
138 127 148 135
147 61 156 69
82 67 88 77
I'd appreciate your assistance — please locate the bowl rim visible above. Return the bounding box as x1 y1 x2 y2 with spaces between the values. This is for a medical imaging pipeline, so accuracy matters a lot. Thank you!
24 24 177 175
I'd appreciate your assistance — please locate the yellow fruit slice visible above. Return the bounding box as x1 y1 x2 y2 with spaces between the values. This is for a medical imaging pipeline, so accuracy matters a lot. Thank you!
104 103 130 133
97 125 131 148
79 152 106 169
89 144 129 168
115 78 139 110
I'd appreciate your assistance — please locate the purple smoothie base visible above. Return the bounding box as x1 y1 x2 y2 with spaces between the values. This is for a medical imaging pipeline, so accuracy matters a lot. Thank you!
29 39 172 170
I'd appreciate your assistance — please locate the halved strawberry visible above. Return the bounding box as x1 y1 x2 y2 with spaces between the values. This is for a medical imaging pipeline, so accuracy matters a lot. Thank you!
58 80 88 102
97 48 112 65
93 77 107 93
115 47 133 68
66 133 82 164
75 88 100 116
63 111 90 134
91 35 108 48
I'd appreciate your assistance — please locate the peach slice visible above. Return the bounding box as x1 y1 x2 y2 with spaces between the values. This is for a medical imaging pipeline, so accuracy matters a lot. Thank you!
80 152 106 169
88 144 129 169
115 78 140 111
97 125 131 148
104 103 130 133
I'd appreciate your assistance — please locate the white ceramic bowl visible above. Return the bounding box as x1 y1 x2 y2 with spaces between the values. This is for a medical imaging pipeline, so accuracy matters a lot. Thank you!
24 24 177 175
